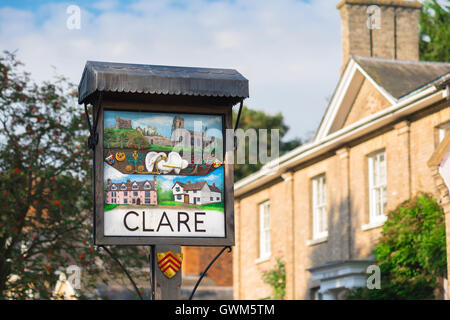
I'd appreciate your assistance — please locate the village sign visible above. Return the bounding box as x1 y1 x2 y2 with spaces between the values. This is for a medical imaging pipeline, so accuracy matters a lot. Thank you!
78 61 248 246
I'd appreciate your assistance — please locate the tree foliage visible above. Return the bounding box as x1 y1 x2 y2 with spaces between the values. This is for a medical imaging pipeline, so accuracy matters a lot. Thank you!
0 52 147 299
348 193 446 300
232 106 302 181
419 0 450 62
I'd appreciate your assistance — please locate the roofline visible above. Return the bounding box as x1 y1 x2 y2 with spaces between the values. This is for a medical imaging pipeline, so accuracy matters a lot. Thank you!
235 85 447 197
353 55 450 67
78 60 249 105
172 180 210 191
336 0 422 9
172 181 186 189
313 58 356 141
353 59 397 104
315 56 398 142
398 72 450 101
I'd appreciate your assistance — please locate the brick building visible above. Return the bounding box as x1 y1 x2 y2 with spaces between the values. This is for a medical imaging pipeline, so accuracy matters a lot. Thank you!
233 0 450 299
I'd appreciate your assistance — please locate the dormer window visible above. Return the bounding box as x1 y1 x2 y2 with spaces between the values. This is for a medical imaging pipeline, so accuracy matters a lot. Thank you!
111 185 117 190
121 184 127 190
144 183 151 189
132 183 138 190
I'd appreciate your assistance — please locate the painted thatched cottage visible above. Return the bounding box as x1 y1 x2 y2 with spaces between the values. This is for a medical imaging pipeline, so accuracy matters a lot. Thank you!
172 181 222 205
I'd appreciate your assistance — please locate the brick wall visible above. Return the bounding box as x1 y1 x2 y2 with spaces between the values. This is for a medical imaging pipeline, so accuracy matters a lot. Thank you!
182 246 233 286
338 0 421 67
343 78 391 127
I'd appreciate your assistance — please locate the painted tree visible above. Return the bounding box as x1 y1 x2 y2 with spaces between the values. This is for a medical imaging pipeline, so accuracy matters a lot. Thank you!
104 128 118 148
133 135 148 150
118 131 129 149
0 52 148 299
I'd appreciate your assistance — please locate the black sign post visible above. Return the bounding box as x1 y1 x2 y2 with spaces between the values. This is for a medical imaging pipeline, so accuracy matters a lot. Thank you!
78 61 248 299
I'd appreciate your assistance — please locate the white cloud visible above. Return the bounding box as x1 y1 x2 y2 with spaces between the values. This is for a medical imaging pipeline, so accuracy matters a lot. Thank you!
159 176 176 190
214 31 242 49
132 115 174 128
104 163 129 181
0 0 342 140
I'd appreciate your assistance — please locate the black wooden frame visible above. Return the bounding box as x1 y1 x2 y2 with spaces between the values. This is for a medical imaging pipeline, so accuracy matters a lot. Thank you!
91 96 235 246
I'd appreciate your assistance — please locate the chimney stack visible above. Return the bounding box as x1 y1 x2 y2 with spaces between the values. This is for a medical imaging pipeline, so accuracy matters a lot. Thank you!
337 0 422 69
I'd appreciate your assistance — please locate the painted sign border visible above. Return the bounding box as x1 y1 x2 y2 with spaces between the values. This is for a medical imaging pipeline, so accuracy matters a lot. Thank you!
93 99 235 246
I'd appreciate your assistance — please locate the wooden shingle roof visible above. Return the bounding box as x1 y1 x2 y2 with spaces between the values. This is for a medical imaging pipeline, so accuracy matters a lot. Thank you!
173 181 221 193
353 56 450 99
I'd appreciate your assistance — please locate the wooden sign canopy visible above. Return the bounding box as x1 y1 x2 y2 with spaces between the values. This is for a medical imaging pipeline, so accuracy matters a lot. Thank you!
78 61 248 246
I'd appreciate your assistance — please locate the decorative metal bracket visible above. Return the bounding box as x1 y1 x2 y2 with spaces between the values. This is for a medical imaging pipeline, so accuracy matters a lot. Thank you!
188 246 232 300
232 100 244 150
99 245 144 300
84 93 103 150
234 100 244 132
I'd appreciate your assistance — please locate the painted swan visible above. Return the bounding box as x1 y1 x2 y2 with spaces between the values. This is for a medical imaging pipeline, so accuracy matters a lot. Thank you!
145 151 188 174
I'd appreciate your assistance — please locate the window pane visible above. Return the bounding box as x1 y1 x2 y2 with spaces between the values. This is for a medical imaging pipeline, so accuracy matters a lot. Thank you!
439 128 447 142
369 151 387 221
312 175 327 238
322 207 328 232
260 201 270 257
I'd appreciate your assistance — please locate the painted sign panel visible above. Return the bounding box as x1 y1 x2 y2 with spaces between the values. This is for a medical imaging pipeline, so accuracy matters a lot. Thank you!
103 110 226 239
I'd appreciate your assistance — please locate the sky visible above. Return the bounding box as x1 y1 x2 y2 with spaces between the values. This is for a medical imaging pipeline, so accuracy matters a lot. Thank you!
0 0 343 140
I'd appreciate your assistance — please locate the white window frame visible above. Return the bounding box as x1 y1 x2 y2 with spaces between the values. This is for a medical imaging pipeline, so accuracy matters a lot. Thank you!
312 174 328 240
368 150 387 225
258 201 271 260
438 122 450 143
